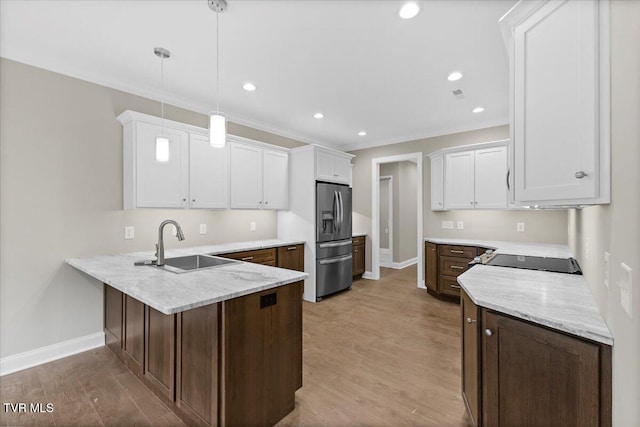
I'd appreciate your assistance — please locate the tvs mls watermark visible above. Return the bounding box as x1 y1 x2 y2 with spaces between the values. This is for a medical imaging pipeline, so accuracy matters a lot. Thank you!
3 402 54 413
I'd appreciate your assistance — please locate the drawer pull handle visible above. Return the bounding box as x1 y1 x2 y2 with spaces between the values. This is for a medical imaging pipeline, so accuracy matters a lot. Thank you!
466 317 476 324
451 265 464 270
260 292 277 309
241 256 254 261
287 247 297 251
450 284 461 289
450 250 464 254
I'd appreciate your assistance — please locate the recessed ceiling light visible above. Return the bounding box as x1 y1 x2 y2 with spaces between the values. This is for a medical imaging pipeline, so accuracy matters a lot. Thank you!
448 71 463 81
314 112 324 119
358 131 367 136
242 82 256 91
472 107 485 113
399 2 420 19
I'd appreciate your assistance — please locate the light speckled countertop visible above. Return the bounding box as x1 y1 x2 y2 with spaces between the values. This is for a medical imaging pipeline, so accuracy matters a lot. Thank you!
352 233 367 238
425 237 612 345
66 239 308 315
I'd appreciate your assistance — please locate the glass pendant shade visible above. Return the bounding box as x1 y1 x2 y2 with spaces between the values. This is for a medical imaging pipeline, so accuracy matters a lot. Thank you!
209 113 226 148
155 136 170 162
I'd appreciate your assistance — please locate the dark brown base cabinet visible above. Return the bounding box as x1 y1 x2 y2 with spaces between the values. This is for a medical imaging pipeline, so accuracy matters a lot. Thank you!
103 280 304 427
461 289 611 427
352 236 366 278
425 242 482 300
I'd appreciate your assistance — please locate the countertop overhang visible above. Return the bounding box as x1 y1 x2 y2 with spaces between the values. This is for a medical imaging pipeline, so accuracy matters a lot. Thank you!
66 239 308 315
425 237 613 345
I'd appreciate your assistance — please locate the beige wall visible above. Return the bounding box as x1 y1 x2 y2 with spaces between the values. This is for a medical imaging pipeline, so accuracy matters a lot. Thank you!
0 59 304 358
351 125 569 272
380 161 417 263
567 2 640 424
379 176 391 250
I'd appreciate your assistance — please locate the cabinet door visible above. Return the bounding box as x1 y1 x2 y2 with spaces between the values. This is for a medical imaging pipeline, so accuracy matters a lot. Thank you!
104 285 123 358
316 151 335 181
135 122 189 208
353 244 365 276
230 142 262 209
333 156 352 184
123 295 144 376
189 133 229 209
461 290 480 426
483 311 601 426
145 307 176 401
262 149 288 210
430 155 444 211
444 151 475 209
513 0 599 203
474 146 508 209
277 245 304 272
425 243 438 292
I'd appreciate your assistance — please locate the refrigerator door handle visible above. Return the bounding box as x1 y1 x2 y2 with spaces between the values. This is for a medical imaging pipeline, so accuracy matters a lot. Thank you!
333 191 340 233
319 254 352 265
338 191 344 231
318 240 352 248
336 191 342 231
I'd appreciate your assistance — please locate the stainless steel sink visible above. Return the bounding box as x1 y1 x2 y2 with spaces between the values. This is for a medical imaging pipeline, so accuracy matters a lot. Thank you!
156 254 239 274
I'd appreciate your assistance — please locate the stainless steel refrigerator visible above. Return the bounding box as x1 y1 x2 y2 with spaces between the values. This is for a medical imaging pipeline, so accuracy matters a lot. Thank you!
316 182 352 301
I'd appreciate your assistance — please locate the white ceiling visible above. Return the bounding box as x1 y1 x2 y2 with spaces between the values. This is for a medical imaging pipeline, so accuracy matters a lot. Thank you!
0 0 514 151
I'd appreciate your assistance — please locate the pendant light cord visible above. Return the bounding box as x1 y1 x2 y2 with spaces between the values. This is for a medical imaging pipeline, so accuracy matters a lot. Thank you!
160 55 165 135
216 11 220 115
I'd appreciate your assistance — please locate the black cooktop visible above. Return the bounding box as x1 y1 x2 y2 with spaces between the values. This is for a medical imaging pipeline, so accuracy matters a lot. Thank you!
484 254 582 275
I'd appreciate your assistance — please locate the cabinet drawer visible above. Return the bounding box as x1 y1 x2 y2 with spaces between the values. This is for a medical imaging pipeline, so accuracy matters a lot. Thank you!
352 236 365 246
221 248 276 265
439 276 462 297
439 256 471 277
438 245 477 259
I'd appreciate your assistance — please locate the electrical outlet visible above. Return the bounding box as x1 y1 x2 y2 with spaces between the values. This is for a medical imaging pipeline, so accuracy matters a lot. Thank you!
250 221 257 231
124 226 135 240
441 220 454 230
457 221 464 230
619 262 633 318
603 251 610 289
199 224 207 235
517 222 525 232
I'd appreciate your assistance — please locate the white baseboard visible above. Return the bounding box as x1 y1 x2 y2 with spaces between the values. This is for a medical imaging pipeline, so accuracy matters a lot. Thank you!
362 271 375 280
0 332 105 376
380 257 418 270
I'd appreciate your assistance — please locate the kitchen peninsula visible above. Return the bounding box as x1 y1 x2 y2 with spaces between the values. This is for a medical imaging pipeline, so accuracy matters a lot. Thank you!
67 239 308 427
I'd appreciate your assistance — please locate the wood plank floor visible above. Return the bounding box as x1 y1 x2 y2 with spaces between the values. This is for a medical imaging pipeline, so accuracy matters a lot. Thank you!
0 265 469 426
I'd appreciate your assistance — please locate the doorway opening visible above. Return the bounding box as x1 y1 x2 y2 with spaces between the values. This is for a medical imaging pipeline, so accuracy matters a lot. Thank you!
379 175 393 267
371 153 424 287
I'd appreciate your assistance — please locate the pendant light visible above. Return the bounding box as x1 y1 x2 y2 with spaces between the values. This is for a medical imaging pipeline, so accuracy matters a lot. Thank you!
154 47 171 162
208 0 227 148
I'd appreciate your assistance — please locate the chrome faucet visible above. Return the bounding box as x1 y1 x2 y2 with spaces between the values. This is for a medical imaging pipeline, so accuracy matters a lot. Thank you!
156 220 185 266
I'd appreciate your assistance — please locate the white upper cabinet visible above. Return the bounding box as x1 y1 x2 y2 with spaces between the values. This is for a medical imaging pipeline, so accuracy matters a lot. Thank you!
126 121 189 209
474 146 508 209
229 138 289 210
445 151 475 210
502 0 610 206
262 149 289 210
316 148 352 185
118 111 289 211
431 140 509 211
189 133 229 210
430 155 444 211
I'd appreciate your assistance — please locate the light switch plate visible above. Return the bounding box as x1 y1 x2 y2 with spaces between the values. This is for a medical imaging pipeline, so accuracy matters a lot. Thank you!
457 221 464 230
619 262 633 318
124 226 135 240
441 220 454 229
603 251 610 289
199 224 207 235
517 222 525 232
250 221 257 231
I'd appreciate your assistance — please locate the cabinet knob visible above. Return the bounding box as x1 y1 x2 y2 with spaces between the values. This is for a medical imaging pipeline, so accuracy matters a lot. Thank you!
182 198 187 202
192 199 196 203
575 171 588 179
485 329 493 337
470 201 474 205
265 201 269 204
466 317 477 324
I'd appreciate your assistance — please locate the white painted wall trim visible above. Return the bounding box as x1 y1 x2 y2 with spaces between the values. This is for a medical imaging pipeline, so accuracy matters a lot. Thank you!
371 153 423 288
387 257 418 270
0 332 105 376
362 271 375 280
